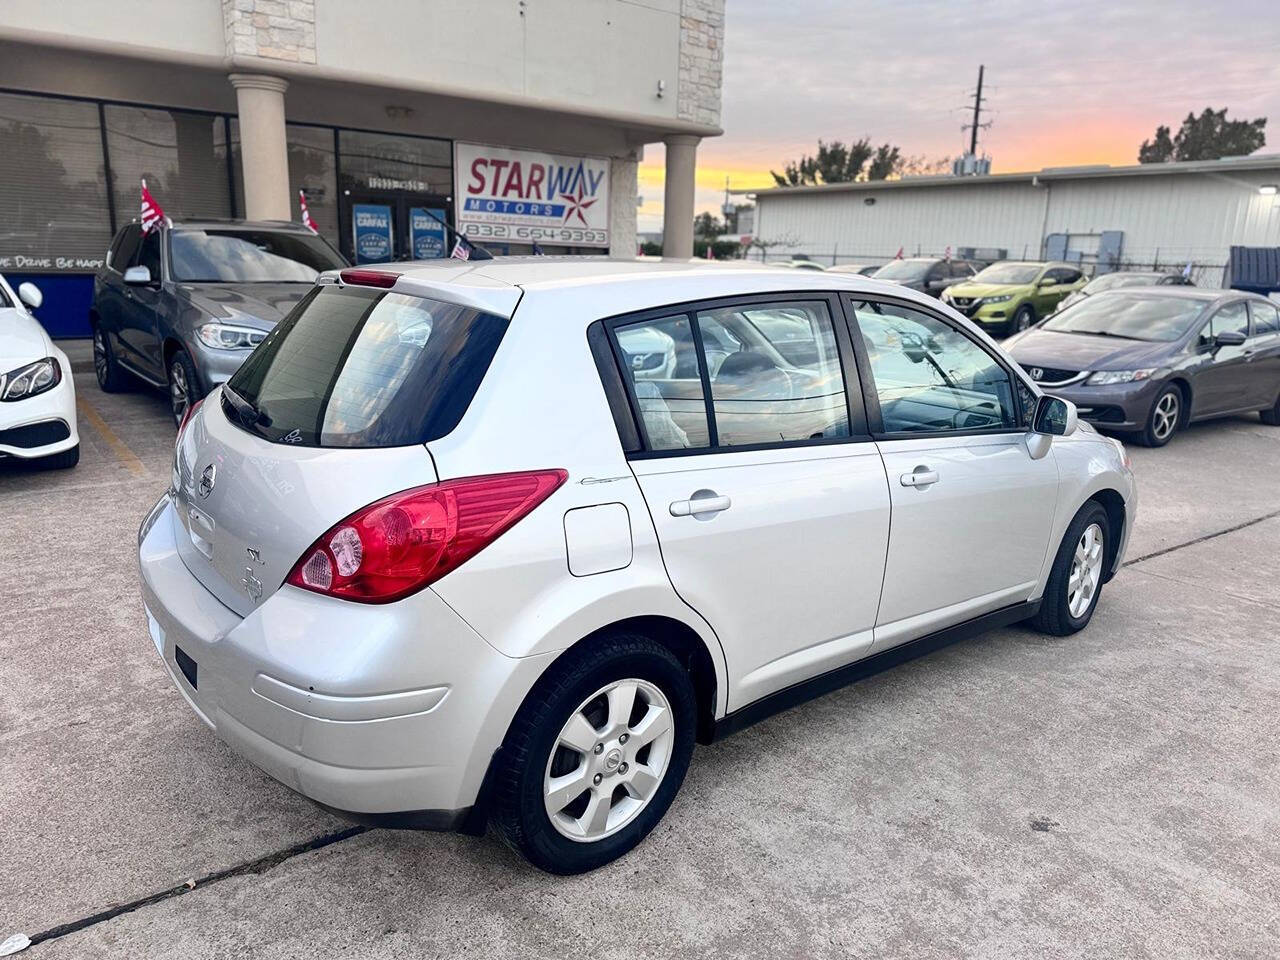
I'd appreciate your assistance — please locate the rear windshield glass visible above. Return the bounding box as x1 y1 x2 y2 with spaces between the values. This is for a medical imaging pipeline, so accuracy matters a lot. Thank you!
974 263 1040 284
170 229 345 283
1086 273 1161 292
224 285 508 447
873 260 931 281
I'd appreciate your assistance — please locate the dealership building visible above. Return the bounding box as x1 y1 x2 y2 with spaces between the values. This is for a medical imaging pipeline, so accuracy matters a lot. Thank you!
0 0 724 335
741 155 1280 280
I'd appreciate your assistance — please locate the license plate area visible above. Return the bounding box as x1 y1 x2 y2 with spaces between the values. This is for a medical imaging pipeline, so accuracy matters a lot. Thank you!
174 645 198 690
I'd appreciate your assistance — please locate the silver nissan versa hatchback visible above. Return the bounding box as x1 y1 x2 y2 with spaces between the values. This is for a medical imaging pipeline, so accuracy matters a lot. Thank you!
139 259 1136 874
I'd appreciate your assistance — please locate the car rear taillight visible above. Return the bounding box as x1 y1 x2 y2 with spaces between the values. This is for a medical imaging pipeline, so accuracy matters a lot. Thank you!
285 469 568 603
339 268 400 288
176 397 203 445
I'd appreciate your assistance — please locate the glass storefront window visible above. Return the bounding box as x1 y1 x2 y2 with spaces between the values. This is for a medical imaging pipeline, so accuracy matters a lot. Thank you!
0 92 113 264
105 105 232 223
337 129 452 195
229 122 340 244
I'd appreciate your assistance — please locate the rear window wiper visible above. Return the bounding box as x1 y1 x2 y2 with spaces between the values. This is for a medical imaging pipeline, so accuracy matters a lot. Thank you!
222 384 271 429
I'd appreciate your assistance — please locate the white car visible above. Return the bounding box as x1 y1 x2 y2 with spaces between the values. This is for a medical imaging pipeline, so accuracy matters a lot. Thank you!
139 260 1136 874
0 276 79 468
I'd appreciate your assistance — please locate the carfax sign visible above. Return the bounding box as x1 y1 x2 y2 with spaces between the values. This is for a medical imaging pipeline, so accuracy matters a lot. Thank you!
352 204 393 263
454 143 611 249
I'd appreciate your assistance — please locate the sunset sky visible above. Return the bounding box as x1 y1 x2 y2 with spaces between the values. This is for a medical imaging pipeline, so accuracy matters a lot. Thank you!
637 0 1280 234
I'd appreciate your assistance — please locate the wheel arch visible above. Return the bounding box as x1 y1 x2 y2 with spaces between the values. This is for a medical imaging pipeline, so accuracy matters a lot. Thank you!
1088 488 1127 583
1166 376 1193 425
538 615 721 746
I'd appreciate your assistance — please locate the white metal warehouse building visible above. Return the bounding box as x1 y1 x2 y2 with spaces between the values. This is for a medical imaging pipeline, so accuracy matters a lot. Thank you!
742 155 1280 283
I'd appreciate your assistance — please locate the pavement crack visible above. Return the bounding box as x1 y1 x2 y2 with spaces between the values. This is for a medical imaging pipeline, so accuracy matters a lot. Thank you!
1126 509 1280 567
25 825 369 950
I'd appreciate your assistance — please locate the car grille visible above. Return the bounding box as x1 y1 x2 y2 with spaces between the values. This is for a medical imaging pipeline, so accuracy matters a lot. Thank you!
948 296 979 315
1021 364 1081 385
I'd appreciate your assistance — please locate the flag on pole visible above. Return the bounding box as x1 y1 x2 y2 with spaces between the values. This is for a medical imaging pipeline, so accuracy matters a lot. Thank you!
705 245 714 260
1182 261 1193 279
944 245 952 261
450 236 472 261
299 190 318 233
140 179 168 234
894 247 904 259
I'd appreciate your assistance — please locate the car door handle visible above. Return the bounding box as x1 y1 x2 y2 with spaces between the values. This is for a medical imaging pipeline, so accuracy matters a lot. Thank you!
669 494 732 517
900 468 940 488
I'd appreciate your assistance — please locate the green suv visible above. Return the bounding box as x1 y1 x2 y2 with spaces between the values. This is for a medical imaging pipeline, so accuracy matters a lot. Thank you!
941 261 1087 337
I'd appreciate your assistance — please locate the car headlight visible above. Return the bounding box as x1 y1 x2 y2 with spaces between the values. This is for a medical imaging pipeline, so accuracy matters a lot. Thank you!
0 357 61 401
196 322 267 350
1086 369 1157 385
981 294 1014 304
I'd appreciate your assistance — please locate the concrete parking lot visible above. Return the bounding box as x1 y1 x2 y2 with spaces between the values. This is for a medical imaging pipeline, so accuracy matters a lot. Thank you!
2 348 1278 958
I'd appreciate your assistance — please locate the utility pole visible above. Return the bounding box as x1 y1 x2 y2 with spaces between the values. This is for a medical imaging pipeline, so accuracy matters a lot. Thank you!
968 64 985 157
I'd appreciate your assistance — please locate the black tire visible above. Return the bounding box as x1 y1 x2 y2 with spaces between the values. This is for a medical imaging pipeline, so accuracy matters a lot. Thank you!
38 444 80 470
1260 389 1280 426
1011 304 1036 334
1029 501 1110 637
167 348 200 427
1136 383 1181 447
493 632 697 874
92 320 131 393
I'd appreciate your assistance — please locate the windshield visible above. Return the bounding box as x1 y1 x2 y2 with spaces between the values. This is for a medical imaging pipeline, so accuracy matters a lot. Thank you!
170 229 345 283
874 260 931 281
1040 293 1205 342
1086 273 1161 293
225 285 508 447
973 263 1041 285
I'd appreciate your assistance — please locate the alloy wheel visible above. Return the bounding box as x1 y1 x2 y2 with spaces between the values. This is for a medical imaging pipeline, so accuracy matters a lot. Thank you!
93 329 109 386
543 678 674 843
1067 522 1104 618
169 359 189 423
1152 390 1179 441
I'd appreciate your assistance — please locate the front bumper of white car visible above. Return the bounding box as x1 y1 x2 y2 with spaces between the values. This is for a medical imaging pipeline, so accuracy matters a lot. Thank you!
0 349 79 460
137 492 553 824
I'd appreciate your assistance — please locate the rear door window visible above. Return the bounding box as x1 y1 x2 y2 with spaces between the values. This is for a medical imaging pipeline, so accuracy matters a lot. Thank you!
225 284 507 447
607 297 855 453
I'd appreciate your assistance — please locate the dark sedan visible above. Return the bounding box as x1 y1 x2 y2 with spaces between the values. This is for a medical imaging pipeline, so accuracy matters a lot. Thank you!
90 220 348 424
1005 288 1280 447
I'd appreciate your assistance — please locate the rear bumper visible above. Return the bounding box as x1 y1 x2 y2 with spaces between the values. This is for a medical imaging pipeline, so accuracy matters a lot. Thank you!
137 494 549 820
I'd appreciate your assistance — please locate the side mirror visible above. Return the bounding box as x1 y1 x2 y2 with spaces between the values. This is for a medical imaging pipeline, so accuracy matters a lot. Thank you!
1214 330 1246 350
123 265 153 286
1033 395 1077 436
17 282 43 310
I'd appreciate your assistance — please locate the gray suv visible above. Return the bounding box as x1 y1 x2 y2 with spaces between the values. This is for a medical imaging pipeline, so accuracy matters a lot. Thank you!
90 220 347 423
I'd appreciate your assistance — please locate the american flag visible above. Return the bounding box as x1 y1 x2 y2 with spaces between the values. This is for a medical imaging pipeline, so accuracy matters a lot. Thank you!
299 190 318 233
450 236 472 261
894 246 904 259
140 179 168 234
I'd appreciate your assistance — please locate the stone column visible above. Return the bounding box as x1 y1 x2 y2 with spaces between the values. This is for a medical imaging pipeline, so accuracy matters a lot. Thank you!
608 153 639 260
228 74 291 221
662 135 699 259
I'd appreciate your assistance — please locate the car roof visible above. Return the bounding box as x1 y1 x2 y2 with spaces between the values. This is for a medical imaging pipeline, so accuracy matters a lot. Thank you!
122 218 320 233
327 257 943 319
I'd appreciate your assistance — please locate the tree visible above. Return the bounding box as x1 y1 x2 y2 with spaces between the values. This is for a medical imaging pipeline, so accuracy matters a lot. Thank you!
900 154 952 177
867 144 902 181
693 211 725 239
772 137 911 186
1139 108 1266 163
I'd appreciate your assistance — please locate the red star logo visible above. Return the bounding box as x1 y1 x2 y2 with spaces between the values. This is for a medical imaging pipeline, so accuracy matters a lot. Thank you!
560 182 598 226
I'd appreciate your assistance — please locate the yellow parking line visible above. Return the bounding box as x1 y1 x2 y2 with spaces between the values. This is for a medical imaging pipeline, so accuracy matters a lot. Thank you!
76 398 147 478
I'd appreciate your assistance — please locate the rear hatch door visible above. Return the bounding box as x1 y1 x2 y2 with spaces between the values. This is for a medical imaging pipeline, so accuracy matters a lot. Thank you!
171 279 512 617
173 400 438 617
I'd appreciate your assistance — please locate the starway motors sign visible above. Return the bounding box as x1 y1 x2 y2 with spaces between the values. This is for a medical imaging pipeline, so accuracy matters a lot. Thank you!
454 143 610 249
